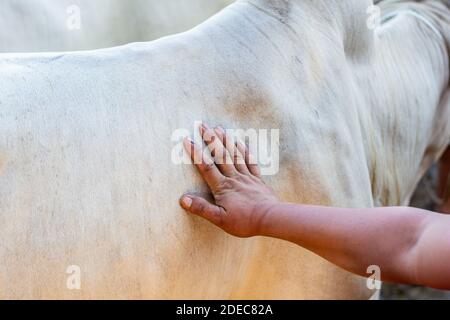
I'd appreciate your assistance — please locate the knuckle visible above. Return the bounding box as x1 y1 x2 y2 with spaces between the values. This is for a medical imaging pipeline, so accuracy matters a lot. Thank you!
233 154 243 164
251 174 261 182
221 178 234 189
202 162 215 173
213 207 226 226
191 200 206 214
240 174 253 183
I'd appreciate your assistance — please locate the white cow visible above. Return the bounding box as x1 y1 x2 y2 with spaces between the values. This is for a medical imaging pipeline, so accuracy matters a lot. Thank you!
0 0 232 52
0 0 449 299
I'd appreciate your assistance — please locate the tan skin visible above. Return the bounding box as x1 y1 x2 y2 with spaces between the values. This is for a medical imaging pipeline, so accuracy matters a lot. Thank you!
180 124 450 290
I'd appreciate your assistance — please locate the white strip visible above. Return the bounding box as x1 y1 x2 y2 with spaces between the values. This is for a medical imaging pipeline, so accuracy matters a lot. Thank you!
381 9 444 43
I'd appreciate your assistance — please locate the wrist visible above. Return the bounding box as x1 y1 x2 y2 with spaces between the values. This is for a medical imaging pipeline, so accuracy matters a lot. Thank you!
253 199 281 237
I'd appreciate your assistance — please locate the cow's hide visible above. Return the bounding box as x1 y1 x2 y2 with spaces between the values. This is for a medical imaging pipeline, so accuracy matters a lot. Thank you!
0 0 448 299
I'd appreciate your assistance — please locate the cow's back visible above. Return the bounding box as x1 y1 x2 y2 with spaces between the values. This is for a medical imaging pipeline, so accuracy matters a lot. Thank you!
0 26 376 298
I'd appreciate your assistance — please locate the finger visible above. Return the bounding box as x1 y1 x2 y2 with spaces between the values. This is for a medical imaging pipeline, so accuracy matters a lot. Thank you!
180 195 225 227
199 123 237 177
214 127 250 175
183 137 224 191
236 140 261 177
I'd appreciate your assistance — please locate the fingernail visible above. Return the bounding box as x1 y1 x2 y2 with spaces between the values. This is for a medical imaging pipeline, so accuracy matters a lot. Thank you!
183 137 192 144
185 137 195 145
202 123 213 136
181 196 193 208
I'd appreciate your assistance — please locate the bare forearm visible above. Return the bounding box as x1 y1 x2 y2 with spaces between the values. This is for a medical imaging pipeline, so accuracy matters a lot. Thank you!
259 203 431 284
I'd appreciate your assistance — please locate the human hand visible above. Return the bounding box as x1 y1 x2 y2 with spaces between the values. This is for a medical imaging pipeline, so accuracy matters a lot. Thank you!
179 124 279 238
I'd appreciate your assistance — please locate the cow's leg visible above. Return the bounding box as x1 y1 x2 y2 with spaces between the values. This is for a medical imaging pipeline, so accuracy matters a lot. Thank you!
438 147 450 214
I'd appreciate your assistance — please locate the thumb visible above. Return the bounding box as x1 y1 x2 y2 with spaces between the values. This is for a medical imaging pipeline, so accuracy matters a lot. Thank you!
179 195 224 226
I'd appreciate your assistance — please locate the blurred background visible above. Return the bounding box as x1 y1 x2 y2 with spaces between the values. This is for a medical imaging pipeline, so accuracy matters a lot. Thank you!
1 0 448 300
0 0 232 53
